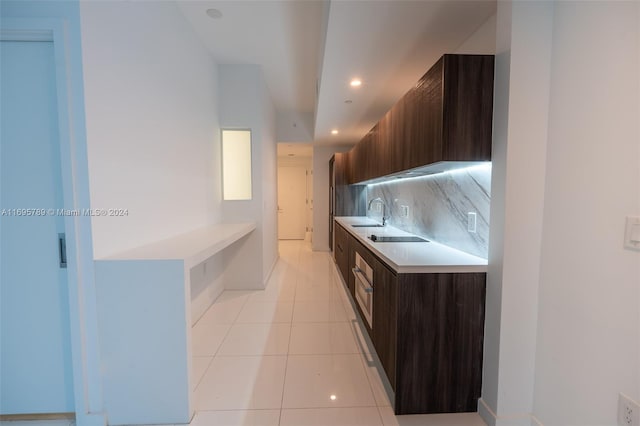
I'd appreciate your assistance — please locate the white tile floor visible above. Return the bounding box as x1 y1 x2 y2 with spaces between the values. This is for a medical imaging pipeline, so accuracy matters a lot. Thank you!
187 240 488 426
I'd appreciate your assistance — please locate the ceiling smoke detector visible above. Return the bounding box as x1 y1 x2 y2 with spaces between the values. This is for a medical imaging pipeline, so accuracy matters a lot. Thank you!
206 8 223 19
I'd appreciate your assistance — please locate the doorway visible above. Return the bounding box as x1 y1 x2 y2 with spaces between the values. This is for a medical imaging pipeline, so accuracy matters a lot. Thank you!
277 144 313 241
0 40 74 414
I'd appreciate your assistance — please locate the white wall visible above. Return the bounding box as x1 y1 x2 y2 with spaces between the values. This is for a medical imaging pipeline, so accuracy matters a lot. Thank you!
312 144 353 251
81 1 221 259
455 13 496 54
533 2 640 425
480 2 554 424
481 2 640 425
219 65 278 287
278 156 313 169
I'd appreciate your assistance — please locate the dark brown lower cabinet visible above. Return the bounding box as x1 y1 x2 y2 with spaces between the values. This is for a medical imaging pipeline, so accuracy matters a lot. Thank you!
334 221 486 415
333 223 352 295
395 272 486 414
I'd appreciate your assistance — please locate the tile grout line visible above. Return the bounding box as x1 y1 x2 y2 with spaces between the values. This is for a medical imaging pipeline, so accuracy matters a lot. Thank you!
277 240 304 425
376 405 387 426
191 355 215 394
191 315 236 402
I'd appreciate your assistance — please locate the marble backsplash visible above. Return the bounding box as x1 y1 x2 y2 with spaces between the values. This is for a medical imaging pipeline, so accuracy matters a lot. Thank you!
366 164 491 258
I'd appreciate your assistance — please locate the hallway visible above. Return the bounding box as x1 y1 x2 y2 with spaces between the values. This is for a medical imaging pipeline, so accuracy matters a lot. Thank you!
189 240 486 426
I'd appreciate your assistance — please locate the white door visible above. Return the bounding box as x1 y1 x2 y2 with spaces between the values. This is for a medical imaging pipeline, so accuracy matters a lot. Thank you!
277 166 307 239
0 40 74 414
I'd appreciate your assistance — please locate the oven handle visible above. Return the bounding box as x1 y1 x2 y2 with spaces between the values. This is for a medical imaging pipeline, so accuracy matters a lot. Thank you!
352 267 373 291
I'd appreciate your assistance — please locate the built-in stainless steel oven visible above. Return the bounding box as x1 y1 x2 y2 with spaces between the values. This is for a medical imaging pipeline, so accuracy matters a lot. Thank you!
352 252 373 328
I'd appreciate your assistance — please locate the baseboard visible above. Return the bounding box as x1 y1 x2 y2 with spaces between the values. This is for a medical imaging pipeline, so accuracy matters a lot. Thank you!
0 413 74 421
331 259 346 286
191 282 224 325
478 398 534 426
0 413 86 426
0 421 73 426
0 412 97 426
478 398 497 426
263 255 278 286
312 240 331 251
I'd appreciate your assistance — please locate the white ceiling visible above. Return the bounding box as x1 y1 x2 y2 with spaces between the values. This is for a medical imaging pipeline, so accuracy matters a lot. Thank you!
177 0 496 147
177 0 324 113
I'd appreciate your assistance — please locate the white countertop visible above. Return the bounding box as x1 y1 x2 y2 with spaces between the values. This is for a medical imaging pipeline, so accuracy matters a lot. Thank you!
335 217 487 273
98 222 256 268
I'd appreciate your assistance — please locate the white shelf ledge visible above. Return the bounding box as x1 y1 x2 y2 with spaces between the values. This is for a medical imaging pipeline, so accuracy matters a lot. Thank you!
99 222 256 268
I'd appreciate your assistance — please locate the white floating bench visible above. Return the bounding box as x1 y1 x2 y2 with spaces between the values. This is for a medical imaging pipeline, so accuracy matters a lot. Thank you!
94 223 256 425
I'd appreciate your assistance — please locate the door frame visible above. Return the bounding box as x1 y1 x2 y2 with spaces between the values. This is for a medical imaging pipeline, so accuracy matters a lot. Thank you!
1 18 104 426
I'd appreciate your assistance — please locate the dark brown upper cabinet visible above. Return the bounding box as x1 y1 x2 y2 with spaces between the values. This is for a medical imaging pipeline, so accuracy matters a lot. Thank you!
330 152 366 217
348 54 494 184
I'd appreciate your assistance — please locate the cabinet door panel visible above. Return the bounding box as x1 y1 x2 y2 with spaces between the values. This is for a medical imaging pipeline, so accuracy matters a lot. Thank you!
348 143 362 184
395 272 486 414
441 55 494 161
403 57 444 171
376 110 405 177
360 131 376 182
347 234 356 298
372 261 397 389
334 223 350 289
333 153 366 215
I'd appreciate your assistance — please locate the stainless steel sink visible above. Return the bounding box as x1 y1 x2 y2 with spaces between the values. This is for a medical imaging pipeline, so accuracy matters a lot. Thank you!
351 224 385 228
369 235 429 243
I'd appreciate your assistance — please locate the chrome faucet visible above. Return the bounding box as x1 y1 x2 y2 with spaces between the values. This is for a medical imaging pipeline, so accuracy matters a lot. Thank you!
368 197 388 226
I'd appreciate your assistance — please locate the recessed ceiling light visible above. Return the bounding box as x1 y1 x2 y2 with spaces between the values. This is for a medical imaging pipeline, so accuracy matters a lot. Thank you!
331 129 339 135
350 78 362 87
206 8 223 19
